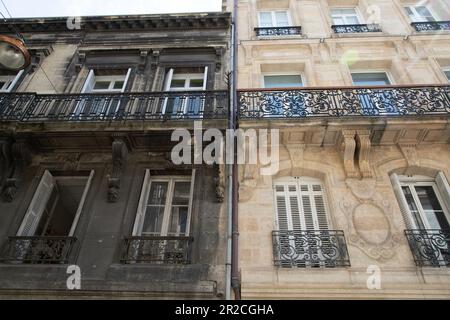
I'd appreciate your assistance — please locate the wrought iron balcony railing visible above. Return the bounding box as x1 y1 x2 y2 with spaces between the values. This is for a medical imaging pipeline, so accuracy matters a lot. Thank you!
405 229 450 267
238 85 450 119
255 26 302 36
0 90 228 122
331 23 382 33
272 230 350 268
411 21 450 32
121 236 193 264
0 236 76 264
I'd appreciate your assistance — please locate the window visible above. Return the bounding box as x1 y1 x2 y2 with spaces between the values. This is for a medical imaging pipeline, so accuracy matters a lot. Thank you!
263 75 304 88
391 173 450 231
391 173 450 266
81 68 131 93
132 171 195 237
75 68 131 118
17 170 94 237
258 11 290 27
351 72 391 86
444 69 450 82
404 5 436 22
331 8 360 25
274 178 330 232
0 70 24 92
162 67 208 117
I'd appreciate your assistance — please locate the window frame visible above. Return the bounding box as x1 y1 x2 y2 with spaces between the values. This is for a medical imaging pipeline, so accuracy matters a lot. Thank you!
443 68 450 82
257 10 292 28
330 7 362 25
393 174 450 230
262 72 305 89
0 70 25 93
273 176 332 231
132 171 196 237
17 170 94 237
404 4 437 22
350 70 394 86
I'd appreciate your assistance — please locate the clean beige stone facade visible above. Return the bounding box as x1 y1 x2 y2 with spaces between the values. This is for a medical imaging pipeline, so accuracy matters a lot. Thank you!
234 0 450 299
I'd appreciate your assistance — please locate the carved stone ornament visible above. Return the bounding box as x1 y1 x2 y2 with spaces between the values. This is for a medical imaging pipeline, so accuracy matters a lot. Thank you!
2 140 31 202
107 137 129 202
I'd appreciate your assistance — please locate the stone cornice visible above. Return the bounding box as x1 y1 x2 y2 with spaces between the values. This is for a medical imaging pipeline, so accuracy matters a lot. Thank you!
0 12 231 34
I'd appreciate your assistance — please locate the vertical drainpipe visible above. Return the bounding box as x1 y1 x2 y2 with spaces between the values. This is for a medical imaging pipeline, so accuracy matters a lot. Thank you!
226 0 240 301
231 0 241 300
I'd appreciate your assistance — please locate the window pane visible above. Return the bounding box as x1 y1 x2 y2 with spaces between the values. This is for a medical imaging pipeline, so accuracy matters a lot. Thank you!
416 6 435 21
345 16 359 24
93 81 110 90
275 12 289 27
264 75 303 88
351 72 390 86
168 206 189 235
147 182 168 205
170 79 186 89
444 70 450 81
404 7 414 16
113 81 125 90
332 17 344 25
414 186 450 230
259 12 273 27
340 8 357 15
142 206 165 234
189 79 204 88
402 186 425 229
172 181 191 206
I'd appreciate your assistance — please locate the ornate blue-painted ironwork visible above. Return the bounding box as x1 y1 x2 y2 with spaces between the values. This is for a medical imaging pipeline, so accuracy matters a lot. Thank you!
411 21 450 32
272 230 350 268
255 26 302 36
0 90 228 122
121 236 193 264
405 229 450 267
0 236 76 264
239 86 450 118
331 23 382 33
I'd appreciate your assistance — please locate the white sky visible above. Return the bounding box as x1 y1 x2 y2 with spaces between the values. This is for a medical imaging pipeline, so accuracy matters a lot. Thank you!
0 0 222 18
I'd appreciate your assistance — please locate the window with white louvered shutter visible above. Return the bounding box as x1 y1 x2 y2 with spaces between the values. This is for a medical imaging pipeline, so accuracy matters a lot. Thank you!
274 178 330 231
17 170 56 236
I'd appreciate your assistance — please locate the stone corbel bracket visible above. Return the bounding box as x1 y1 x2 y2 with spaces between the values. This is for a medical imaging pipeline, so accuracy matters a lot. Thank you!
151 50 160 70
75 50 87 73
138 50 149 71
339 129 373 179
339 130 359 179
107 137 130 202
356 130 373 179
213 163 225 203
2 140 32 202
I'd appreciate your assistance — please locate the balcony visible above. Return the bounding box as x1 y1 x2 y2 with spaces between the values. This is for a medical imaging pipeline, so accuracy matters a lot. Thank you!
0 236 76 264
272 230 350 268
411 21 450 32
0 90 228 122
121 236 193 264
254 26 302 37
405 229 450 267
238 85 450 119
331 23 382 33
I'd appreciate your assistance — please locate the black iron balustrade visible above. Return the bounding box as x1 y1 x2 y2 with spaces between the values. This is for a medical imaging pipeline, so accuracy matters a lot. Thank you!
255 26 302 36
0 90 228 122
331 23 382 33
121 236 193 264
239 85 450 118
0 93 36 121
272 230 350 268
0 236 76 264
411 21 450 32
405 229 450 267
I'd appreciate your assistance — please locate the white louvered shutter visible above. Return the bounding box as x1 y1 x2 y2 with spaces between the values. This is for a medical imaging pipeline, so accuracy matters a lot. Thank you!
436 172 450 214
298 182 329 230
81 69 95 93
274 184 289 231
132 169 152 236
17 170 55 236
390 173 414 229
